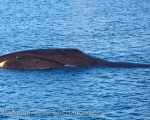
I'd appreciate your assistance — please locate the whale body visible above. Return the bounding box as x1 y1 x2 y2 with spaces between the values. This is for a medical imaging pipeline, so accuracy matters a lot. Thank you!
0 48 150 70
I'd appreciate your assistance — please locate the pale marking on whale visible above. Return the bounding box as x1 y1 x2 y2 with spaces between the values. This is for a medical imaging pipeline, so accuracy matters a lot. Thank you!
0 60 7 68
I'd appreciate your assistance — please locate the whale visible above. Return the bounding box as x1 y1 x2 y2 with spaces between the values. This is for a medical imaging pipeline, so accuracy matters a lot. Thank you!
0 48 150 70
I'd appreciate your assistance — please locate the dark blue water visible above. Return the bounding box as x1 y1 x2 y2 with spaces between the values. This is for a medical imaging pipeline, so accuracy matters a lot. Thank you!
0 0 150 119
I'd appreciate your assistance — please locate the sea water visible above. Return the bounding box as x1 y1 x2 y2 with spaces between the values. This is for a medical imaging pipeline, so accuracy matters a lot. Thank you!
0 0 150 119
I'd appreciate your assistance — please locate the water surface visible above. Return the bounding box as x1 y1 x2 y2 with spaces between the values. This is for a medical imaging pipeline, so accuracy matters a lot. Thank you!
0 0 150 119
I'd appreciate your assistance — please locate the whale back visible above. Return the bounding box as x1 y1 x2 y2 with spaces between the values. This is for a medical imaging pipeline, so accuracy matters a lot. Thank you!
0 49 101 69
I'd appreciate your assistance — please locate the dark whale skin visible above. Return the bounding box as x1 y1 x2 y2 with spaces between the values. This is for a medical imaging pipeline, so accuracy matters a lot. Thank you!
0 48 150 70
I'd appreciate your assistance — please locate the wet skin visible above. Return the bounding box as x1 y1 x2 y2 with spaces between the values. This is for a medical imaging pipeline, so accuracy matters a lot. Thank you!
0 48 150 70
